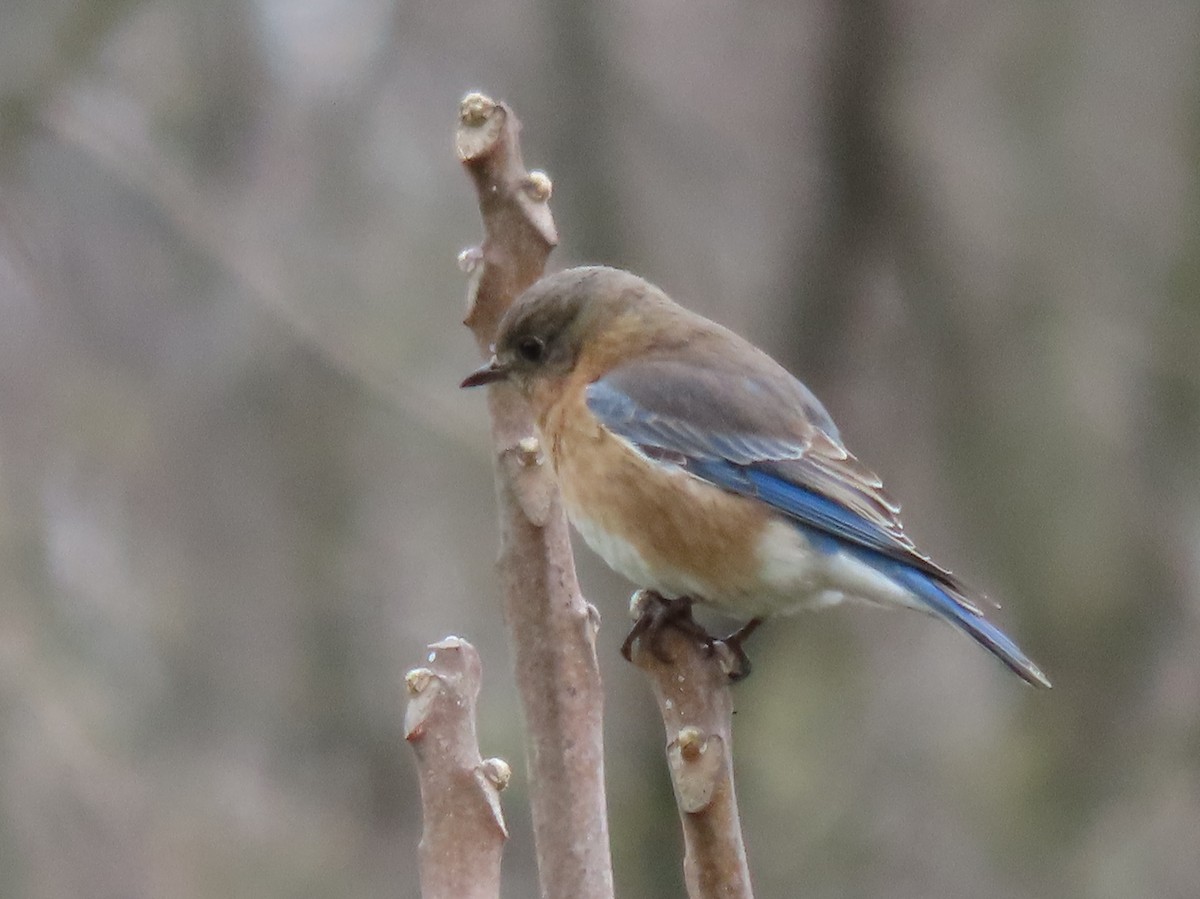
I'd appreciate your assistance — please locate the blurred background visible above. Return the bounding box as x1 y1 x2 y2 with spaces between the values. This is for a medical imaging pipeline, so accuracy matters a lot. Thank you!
0 1 1197 897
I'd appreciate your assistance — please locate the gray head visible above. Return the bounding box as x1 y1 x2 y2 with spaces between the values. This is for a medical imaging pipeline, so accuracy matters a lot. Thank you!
460 266 663 391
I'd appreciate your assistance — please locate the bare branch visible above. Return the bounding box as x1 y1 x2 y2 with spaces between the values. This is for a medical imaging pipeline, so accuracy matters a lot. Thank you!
405 636 509 899
42 88 480 450
630 601 755 899
456 93 615 899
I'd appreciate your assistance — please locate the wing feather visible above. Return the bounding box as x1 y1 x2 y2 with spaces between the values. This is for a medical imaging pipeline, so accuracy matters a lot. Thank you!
585 357 986 609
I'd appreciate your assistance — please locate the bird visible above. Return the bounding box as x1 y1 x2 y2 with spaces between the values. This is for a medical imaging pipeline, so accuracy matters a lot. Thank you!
461 265 1050 688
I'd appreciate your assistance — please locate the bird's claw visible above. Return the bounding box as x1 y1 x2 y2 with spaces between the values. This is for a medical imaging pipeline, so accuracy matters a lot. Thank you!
622 593 763 683
621 592 709 665
713 617 762 681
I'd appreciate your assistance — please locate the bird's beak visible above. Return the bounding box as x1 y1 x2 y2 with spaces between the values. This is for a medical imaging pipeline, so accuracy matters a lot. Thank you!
460 356 510 388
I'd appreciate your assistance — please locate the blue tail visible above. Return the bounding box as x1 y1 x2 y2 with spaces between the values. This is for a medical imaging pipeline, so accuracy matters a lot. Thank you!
880 559 1051 688
674 458 1050 686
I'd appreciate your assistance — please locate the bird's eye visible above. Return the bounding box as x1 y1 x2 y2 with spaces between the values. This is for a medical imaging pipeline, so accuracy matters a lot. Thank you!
517 336 545 363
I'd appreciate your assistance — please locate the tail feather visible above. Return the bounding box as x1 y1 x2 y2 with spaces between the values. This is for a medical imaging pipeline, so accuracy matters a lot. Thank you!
885 561 1051 688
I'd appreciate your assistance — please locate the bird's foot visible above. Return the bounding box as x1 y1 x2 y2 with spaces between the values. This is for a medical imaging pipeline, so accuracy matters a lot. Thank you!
623 593 764 682
622 591 712 665
709 617 764 682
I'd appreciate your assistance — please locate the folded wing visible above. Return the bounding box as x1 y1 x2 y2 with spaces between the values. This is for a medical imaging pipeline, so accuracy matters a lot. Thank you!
585 356 980 610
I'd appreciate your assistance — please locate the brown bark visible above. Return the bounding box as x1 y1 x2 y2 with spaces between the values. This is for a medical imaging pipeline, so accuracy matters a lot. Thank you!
630 596 755 899
405 636 510 899
456 92 615 899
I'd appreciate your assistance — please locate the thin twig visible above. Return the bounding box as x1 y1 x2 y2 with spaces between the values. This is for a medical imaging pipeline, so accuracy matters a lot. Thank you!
456 92 615 899
630 597 755 899
405 637 510 899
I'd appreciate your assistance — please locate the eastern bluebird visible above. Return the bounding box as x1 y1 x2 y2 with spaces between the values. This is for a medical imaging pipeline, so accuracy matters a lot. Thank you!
462 266 1050 688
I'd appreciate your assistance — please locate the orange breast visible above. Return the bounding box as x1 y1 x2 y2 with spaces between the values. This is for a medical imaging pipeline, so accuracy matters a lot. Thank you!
534 373 773 607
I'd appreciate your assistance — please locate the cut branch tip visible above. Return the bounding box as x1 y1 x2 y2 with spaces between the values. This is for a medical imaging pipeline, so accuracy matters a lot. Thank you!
456 93 507 162
430 635 467 652
459 91 497 126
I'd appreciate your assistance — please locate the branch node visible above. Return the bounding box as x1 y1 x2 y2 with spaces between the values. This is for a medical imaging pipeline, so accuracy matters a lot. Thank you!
523 171 553 202
405 667 435 695
516 435 543 466
458 245 484 274
403 668 442 741
677 726 706 762
585 601 602 636
474 760 512 839
501 439 555 526
668 728 724 814
479 757 513 792
406 636 507 896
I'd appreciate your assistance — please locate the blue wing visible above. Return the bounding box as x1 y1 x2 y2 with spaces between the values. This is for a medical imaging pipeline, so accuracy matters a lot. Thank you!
586 359 1050 688
585 363 952 588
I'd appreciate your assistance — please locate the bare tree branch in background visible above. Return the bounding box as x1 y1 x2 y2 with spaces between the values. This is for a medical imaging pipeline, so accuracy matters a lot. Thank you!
405 636 510 899
774 0 893 388
629 597 755 899
40 89 479 451
456 92 616 899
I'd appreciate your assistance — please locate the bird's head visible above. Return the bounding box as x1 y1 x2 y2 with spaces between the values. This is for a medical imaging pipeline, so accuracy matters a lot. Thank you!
461 266 663 395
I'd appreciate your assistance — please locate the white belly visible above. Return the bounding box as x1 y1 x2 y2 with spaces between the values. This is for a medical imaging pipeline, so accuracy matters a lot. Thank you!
570 513 920 619
754 519 922 614
571 513 660 591
570 513 717 603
